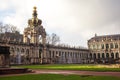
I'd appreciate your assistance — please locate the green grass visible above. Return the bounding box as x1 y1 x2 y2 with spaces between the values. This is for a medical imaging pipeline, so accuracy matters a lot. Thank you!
12 64 120 72
0 74 120 80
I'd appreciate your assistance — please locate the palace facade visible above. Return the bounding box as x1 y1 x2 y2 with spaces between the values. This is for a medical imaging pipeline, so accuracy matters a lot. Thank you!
0 7 120 67
88 34 120 64
0 7 89 67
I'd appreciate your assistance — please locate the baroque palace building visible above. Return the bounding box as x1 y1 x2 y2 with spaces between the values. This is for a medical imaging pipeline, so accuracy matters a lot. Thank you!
0 7 89 67
0 7 120 67
88 34 120 64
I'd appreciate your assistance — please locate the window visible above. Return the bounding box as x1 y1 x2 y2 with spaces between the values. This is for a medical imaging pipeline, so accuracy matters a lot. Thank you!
98 53 100 59
106 44 109 49
93 53 96 59
101 44 104 49
116 53 119 59
90 53 92 59
102 53 104 58
53 51 54 58
115 43 118 48
111 53 114 59
49 51 51 58
106 53 109 58
110 43 113 49
59 51 61 56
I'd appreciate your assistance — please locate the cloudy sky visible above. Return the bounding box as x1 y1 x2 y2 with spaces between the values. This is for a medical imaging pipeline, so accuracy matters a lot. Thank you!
0 0 120 47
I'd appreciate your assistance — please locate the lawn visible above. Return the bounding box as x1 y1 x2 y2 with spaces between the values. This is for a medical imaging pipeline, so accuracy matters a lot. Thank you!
12 64 120 72
0 74 120 80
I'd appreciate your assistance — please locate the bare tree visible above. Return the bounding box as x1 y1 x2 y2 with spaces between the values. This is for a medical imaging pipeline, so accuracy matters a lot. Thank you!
0 22 3 33
46 33 51 44
3 24 11 32
0 23 20 33
51 33 60 45
10 25 18 33
46 33 60 45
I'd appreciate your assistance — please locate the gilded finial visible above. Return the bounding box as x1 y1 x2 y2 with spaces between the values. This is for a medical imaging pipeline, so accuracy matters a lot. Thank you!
33 6 37 11
33 6 37 17
28 6 42 27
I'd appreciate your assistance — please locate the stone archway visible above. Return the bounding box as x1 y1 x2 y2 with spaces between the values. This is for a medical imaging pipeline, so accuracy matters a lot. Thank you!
26 49 30 64
111 53 114 59
102 53 104 59
98 53 100 59
111 53 115 63
106 53 109 58
23 7 47 64
116 53 119 59
90 53 92 59
16 48 21 64
93 53 96 59
102 53 105 63
115 52 119 63
106 53 109 63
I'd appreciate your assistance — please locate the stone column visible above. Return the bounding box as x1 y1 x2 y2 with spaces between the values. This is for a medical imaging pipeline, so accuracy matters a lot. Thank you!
23 34 28 43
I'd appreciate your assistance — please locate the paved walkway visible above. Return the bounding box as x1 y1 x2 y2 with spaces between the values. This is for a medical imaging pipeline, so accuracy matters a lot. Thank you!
0 70 120 77
33 70 120 77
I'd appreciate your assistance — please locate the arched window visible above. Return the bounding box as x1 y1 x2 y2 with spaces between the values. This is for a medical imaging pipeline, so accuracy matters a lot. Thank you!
59 51 61 56
115 43 118 48
56 51 59 57
106 53 109 58
102 53 104 58
98 53 100 59
65 52 67 58
116 53 119 59
90 53 92 59
111 53 114 59
49 51 51 58
93 53 96 59
62 52 64 57
110 43 113 49
39 48 42 58
101 44 104 49
53 51 54 58
106 44 109 49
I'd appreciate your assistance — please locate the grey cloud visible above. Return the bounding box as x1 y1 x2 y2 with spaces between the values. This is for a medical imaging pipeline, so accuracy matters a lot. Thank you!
0 0 120 47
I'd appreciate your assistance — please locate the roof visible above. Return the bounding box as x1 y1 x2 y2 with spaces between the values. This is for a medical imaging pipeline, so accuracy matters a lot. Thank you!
0 32 23 42
88 34 120 42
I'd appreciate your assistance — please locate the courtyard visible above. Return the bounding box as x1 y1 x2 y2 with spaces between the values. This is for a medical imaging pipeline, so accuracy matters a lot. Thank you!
1 64 120 80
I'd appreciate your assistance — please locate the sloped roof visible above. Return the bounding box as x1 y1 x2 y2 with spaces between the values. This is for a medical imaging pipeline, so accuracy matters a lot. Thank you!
88 34 120 42
0 32 23 42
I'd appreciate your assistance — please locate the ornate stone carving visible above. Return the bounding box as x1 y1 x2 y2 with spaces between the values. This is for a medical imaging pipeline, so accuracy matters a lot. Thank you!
28 6 42 27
